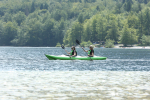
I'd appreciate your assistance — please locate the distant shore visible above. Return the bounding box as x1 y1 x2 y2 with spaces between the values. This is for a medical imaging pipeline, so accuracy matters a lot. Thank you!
0 45 150 49
113 44 150 49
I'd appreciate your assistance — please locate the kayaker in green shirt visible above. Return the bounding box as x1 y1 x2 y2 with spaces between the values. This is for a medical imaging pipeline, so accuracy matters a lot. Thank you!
65 46 77 57
82 45 94 57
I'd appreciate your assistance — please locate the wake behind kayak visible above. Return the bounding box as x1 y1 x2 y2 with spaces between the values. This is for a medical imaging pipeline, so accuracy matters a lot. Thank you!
45 54 107 60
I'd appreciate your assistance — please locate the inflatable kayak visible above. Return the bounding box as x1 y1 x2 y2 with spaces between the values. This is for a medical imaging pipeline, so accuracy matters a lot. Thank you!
45 54 107 60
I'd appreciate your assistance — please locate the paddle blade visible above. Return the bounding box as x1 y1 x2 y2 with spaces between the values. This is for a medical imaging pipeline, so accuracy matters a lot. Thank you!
76 39 80 45
61 45 65 49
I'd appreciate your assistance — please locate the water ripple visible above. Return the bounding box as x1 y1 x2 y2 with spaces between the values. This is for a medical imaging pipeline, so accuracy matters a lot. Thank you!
0 47 150 71
0 71 150 100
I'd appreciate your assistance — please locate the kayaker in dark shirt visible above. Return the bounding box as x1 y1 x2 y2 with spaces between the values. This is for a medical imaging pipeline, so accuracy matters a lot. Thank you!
65 46 77 57
82 45 94 57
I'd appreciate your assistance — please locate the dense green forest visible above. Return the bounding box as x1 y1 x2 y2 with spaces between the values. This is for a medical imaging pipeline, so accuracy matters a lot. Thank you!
0 0 150 47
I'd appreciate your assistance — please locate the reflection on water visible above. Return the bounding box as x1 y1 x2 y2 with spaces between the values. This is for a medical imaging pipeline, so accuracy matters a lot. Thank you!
0 71 150 100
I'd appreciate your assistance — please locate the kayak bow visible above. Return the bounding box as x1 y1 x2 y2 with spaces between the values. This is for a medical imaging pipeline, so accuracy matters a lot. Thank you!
45 54 107 60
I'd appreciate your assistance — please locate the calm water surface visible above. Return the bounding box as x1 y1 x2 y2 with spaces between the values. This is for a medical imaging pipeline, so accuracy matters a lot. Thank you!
0 47 150 100
0 47 150 71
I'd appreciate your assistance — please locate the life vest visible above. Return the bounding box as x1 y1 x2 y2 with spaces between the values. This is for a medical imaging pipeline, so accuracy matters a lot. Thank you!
70 50 77 56
88 50 94 55
88 50 91 55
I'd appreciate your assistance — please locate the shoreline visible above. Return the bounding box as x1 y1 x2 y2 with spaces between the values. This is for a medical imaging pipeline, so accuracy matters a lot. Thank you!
114 46 150 49
113 44 150 49
0 45 150 49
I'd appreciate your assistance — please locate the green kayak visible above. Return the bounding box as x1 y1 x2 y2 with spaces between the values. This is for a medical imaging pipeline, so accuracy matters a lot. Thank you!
45 54 107 60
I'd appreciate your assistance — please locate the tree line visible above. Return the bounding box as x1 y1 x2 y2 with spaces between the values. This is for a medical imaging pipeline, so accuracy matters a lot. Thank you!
0 0 150 47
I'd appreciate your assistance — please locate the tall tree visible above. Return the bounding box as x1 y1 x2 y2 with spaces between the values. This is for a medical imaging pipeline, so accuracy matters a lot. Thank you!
138 3 142 12
70 22 83 45
83 21 92 41
52 19 65 44
91 18 98 42
127 14 138 29
13 11 26 26
122 0 126 3
120 24 131 46
26 19 42 46
3 21 17 45
115 2 122 14
31 2 35 13
138 11 144 41
40 4 43 10
121 24 138 46
106 20 119 42
44 3 49 9
0 22 3 45
78 14 84 23
144 0 147 4
3 13 12 22
143 8 150 35
96 17 106 41
124 0 132 12
42 19 55 46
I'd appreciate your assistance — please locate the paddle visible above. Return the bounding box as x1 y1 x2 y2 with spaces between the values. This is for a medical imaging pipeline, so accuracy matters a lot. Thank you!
76 39 92 61
76 40 86 51
61 45 68 55
61 45 65 49
61 45 72 59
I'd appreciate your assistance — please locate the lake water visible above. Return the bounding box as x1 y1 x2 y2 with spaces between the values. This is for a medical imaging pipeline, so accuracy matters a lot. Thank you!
0 47 150 100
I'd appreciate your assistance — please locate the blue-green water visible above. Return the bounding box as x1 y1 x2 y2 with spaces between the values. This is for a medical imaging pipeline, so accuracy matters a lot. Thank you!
0 47 150 71
0 47 150 99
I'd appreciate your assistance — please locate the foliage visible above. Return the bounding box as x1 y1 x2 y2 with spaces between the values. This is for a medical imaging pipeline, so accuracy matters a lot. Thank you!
0 0 150 46
120 24 138 46
3 21 17 45
140 35 150 45
55 42 61 47
80 41 92 47
105 39 114 48
63 22 83 46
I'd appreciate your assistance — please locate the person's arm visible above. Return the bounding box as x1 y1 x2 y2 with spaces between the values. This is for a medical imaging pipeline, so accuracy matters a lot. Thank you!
82 47 88 52
72 51 76 57
91 51 94 57
65 49 70 54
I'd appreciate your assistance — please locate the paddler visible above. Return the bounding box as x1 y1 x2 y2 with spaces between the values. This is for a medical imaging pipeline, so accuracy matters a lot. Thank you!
65 46 77 57
82 45 94 57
